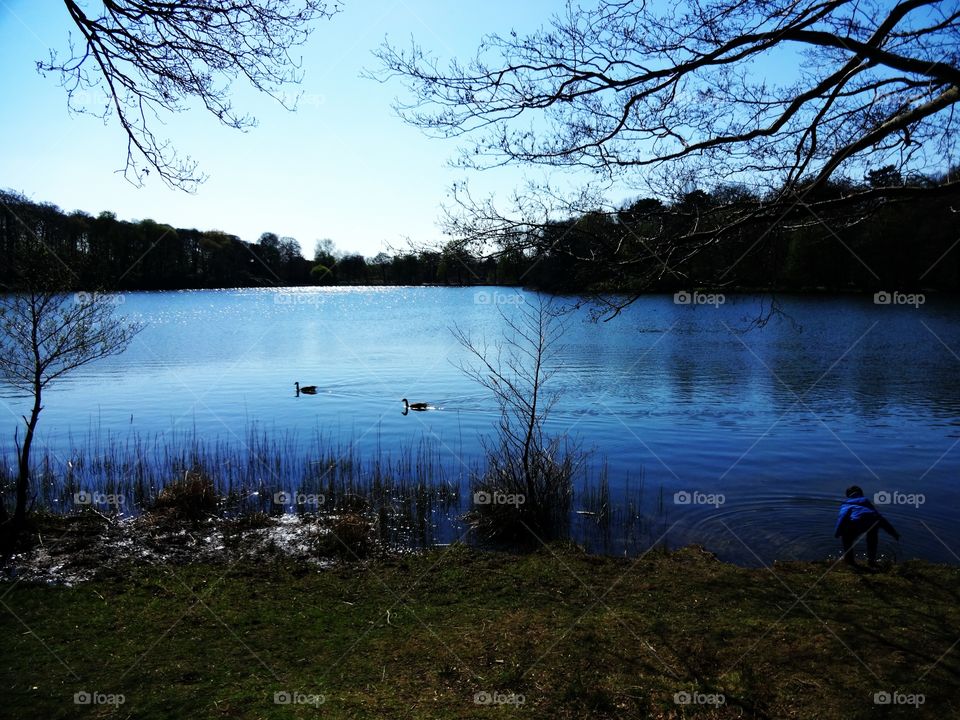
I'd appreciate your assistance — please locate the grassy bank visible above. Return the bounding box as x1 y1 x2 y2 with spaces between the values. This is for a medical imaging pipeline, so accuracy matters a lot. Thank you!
2 543 957 719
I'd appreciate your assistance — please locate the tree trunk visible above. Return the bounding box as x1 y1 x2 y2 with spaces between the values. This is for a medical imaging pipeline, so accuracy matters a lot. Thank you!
13 389 42 527
521 314 544 503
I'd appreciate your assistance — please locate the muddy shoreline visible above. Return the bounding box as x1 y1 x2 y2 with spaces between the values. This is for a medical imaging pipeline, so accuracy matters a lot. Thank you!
2 510 404 585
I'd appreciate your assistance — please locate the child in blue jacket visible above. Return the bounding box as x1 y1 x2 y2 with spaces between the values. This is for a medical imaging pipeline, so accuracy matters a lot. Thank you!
835 486 899 567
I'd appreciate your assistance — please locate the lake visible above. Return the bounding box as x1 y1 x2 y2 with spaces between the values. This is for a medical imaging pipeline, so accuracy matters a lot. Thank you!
2 286 958 566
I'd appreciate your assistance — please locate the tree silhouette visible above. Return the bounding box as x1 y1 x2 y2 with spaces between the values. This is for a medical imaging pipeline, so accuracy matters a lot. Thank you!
0 259 141 553
375 0 960 303
44 1 339 189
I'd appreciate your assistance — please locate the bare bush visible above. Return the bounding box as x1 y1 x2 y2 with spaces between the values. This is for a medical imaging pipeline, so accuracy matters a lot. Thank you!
454 297 584 543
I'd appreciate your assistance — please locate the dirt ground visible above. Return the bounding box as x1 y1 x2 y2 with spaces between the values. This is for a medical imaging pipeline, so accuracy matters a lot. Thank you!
1 510 381 584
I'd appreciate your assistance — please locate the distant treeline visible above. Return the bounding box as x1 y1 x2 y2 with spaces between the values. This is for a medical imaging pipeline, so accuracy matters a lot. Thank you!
0 189 504 290
520 167 960 295
3 169 959 293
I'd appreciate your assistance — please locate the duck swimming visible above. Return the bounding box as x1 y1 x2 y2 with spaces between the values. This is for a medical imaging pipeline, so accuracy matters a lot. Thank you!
296 382 318 395
402 398 428 412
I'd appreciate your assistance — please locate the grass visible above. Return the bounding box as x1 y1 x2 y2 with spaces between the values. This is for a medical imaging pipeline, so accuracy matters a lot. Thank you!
2 544 958 718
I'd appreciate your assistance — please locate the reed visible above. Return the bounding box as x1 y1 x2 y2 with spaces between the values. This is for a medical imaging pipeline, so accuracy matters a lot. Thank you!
0 427 666 553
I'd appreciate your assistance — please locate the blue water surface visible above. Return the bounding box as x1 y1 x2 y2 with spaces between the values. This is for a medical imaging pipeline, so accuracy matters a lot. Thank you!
1 287 957 565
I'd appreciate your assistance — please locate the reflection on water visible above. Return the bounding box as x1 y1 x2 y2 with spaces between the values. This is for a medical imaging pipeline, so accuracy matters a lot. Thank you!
1 287 958 565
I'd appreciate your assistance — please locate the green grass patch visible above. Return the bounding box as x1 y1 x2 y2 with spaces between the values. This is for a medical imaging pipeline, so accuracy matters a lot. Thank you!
2 545 958 718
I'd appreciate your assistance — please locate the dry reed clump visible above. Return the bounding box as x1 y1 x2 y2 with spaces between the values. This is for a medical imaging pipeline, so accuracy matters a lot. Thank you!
150 468 219 520
316 513 377 559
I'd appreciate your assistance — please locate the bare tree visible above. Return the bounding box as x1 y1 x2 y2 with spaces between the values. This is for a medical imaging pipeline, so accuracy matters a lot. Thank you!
374 0 960 303
0 271 142 551
43 1 339 190
453 297 582 541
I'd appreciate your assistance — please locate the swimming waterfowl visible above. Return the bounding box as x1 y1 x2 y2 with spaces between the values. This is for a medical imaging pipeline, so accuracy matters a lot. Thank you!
295 382 318 395
402 398 428 411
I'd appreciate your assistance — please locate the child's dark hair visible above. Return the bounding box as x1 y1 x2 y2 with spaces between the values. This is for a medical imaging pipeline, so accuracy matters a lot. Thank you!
845 485 864 498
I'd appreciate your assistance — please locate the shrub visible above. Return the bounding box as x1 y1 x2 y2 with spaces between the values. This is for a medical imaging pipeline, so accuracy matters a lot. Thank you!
317 513 376 559
468 440 580 544
455 298 582 545
151 469 218 519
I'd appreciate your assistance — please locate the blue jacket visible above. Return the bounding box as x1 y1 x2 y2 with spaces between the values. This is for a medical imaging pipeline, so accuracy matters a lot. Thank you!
834 495 882 537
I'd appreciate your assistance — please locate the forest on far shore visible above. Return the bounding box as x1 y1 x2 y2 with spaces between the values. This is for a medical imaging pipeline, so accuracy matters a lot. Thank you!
3 167 959 295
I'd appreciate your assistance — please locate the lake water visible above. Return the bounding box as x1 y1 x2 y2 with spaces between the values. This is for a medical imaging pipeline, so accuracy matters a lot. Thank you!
2 287 959 566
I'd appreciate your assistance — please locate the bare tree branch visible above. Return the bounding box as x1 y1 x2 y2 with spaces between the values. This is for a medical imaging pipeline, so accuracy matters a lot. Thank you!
375 0 957 187
43 0 339 190
372 0 960 312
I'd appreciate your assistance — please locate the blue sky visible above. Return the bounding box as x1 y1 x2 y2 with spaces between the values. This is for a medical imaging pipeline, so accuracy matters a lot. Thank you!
0 0 567 257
